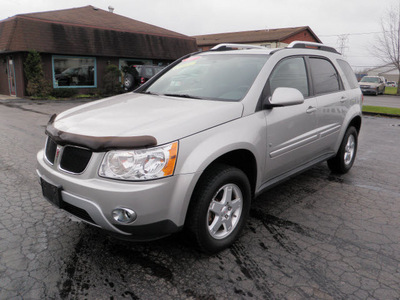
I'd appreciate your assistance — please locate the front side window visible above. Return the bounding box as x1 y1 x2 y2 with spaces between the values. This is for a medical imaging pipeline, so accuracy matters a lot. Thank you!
309 58 340 95
53 56 96 88
144 54 268 101
268 57 309 97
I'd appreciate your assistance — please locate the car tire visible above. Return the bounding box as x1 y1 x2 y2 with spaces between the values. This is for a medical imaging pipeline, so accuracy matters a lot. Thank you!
124 73 135 91
375 88 379 96
186 164 251 253
327 126 358 174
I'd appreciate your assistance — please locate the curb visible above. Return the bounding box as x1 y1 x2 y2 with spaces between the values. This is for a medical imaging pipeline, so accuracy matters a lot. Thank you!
362 112 400 118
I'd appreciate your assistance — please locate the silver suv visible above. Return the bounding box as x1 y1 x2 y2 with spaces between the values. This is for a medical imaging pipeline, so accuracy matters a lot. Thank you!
359 75 385 95
37 42 362 253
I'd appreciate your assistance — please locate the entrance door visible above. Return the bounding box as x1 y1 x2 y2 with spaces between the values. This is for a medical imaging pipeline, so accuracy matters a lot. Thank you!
7 56 16 96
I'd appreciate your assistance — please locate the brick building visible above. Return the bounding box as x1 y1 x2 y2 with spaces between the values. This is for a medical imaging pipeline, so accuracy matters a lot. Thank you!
0 6 197 97
193 26 321 51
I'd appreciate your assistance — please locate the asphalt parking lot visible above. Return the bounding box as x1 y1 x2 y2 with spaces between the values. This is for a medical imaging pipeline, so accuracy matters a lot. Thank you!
0 98 399 299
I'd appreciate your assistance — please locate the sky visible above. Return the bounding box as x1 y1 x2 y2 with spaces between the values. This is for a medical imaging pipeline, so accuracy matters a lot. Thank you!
2 0 400 71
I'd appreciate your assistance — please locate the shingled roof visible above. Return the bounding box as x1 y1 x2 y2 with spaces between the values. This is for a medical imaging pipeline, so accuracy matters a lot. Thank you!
0 6 197 60
194 26 321 47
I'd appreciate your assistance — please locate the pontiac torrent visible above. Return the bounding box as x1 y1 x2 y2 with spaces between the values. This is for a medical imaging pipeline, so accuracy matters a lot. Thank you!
37 42 362 253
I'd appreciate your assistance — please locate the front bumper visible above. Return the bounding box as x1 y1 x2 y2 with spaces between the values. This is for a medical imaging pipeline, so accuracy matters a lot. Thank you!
36 149 195 240
360 86 378 94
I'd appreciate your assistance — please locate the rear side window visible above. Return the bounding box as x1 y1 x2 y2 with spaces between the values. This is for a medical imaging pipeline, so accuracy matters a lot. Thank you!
309 58 341 95
269 57 309 97
337 59 359 89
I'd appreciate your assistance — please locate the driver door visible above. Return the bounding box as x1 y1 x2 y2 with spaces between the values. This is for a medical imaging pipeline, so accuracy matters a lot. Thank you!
262 56 319 182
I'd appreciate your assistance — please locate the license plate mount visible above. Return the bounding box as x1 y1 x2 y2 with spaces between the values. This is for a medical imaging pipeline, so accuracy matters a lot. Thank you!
40 178 63 208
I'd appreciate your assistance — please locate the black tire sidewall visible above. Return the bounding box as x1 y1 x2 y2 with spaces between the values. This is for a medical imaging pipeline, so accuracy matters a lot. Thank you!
333 126 358 173
124 73 134 90
188 165 251 253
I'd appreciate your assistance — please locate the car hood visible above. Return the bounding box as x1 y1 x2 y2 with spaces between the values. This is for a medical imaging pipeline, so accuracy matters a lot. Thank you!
53 93 244 145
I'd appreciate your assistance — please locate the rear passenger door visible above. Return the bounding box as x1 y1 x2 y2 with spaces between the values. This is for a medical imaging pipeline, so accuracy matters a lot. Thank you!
308 57 347 156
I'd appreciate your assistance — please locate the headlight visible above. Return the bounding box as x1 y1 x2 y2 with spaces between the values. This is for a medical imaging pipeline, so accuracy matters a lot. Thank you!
99 141 178 181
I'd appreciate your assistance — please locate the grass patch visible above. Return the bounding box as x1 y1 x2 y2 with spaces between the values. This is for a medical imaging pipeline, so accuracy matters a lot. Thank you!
362 105 400 116
384 86 398 95
75 94 100 99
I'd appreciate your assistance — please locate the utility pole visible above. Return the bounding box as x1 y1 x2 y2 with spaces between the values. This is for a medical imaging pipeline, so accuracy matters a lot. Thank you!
337 34 349 57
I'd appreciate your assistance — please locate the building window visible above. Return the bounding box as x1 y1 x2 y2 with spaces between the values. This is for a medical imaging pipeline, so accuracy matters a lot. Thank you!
52 56 96 88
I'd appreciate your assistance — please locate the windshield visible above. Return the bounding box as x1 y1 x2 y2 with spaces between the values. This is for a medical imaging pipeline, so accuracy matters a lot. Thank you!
142 54 268 101
361 77 379 83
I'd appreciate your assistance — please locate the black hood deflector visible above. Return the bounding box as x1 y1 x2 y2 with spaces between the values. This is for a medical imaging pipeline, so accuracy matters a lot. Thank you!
45 114 157 151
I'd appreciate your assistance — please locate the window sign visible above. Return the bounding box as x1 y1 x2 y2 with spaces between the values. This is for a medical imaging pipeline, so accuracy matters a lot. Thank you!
53 56 96 88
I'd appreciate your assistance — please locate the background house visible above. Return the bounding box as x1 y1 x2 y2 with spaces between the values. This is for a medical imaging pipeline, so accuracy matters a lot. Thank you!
193 26 322 51
0 6 197 97
367 64 399 83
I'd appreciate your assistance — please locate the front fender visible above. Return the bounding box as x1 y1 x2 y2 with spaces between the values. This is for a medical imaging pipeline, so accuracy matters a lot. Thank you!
171 113 266 223
176 113 266 178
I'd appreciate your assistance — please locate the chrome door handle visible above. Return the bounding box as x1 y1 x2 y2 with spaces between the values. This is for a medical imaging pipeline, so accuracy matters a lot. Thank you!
306 106 317 114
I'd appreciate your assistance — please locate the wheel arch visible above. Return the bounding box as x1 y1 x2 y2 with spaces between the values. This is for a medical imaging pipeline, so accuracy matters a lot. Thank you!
348 114 362 134
184 149 257 224
334 111 362 153
205 149 257 198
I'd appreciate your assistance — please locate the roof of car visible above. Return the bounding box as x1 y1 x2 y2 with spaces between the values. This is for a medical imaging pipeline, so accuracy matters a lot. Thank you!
204 42 340 56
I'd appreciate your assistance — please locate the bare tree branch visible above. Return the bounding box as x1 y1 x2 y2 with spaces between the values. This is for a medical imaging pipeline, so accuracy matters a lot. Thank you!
372 2 400 93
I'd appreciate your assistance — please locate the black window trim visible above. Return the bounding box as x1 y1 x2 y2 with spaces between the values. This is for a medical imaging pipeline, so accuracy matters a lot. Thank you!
305 55 344 97
256 54 346 111
257 55 311 111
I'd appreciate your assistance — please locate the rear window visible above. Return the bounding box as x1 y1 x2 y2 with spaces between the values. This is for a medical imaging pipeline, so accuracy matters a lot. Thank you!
337 59 359 89
360 76 379 83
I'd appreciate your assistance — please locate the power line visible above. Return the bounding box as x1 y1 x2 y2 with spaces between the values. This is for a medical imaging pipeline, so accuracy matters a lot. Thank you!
319 31 389 37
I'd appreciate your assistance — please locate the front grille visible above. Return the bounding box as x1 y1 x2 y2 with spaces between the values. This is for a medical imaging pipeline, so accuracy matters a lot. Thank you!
60 146 92 174
45 137 57 164
63 201 97 225
45 136 93 174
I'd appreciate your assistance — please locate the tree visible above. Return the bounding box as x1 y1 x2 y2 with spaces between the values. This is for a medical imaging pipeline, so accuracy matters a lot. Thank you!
374 4 400 94
24 50 51 97
103 64 123 95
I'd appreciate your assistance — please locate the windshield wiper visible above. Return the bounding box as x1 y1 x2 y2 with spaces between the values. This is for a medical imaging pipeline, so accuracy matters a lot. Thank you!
138 91 159 95
163 93 204 99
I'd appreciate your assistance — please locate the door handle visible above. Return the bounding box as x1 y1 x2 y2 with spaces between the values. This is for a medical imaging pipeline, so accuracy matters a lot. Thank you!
340 96 347 103
306 106 317 114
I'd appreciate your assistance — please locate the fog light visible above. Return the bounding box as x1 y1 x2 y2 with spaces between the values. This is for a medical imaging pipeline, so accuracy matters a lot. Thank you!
112 208 137 224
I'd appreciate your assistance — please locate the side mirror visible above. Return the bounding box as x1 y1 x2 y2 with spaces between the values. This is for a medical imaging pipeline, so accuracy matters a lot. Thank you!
265 87 305 108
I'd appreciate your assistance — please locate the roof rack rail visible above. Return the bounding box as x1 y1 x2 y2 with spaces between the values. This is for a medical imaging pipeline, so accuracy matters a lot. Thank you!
210 43 266 51
287 41 339 54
